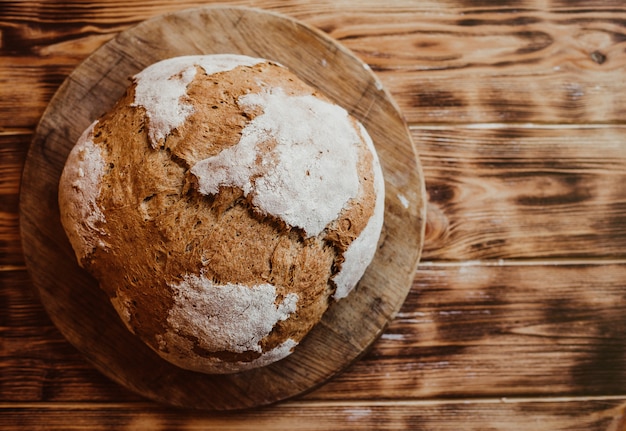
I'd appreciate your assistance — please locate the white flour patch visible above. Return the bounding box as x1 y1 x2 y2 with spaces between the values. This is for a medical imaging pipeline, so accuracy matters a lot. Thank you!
157 336 297 374
233 338 298 370
156 274 299 373
397 193 410 209
164 274 298 354
59 120 108 261
191 87 363 237
132 54 266 147
332 123 385 299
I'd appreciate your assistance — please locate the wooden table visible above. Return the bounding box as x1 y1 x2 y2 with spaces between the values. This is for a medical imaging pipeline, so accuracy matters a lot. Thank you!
2 1 626 429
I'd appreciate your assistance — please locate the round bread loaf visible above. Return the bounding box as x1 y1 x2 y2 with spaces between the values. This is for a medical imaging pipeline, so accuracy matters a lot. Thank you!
58 54 385 374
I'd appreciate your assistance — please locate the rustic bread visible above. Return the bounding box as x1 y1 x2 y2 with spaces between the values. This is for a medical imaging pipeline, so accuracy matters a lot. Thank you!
58 54 385 374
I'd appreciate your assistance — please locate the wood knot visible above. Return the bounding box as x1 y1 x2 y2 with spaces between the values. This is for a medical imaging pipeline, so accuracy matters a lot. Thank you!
590 50 607 65
423 204 449 253
427 182 455 204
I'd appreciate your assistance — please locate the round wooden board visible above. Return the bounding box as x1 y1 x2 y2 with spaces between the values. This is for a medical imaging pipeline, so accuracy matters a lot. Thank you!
19 6 426 411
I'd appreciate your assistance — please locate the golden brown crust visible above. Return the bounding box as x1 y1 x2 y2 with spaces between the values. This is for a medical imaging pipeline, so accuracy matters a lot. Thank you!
59 56 382 374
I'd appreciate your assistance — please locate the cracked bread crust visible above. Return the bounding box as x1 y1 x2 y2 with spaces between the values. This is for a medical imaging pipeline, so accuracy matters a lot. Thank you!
58 55 384 374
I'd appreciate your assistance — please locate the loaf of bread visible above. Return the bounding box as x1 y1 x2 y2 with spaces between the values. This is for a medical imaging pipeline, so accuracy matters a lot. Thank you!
58 54 384 374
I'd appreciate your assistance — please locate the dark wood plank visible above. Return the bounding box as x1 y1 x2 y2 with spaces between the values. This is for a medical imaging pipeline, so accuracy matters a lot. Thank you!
315 262 626 400
3 263 626 402
5 125 626 267
18 6 425 410
3 0 626 429
419 125 626 260
0 62 77 131
3 5 626 128
318 8 626 124
0 134 28 269
1 398 626 431
0 271 141 402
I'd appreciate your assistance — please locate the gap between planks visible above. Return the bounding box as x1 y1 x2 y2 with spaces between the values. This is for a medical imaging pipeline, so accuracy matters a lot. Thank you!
0 265 26 272
0 128 33 136
4 124 626 137
3 259 625 274
418 258 626 267
2 395 626 410
409 123 626 130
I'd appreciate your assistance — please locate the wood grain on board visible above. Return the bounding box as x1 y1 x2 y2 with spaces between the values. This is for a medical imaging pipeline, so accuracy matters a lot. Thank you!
4 263 626 403
0 135 27 269
4 124 626 268
18 6 425 410
3 5 626 128
418 126 626 260
3 0 626 428
2 399 626 431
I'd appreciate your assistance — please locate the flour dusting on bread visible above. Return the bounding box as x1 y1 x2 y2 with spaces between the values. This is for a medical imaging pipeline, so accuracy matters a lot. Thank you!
332 123 385 299
58 120 108 262
191 87 361 237
132 54 265 147
157 274 298 373
58 54 385 374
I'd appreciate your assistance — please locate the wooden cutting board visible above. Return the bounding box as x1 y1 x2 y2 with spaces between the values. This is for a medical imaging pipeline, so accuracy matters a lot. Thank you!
19 6 426 410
